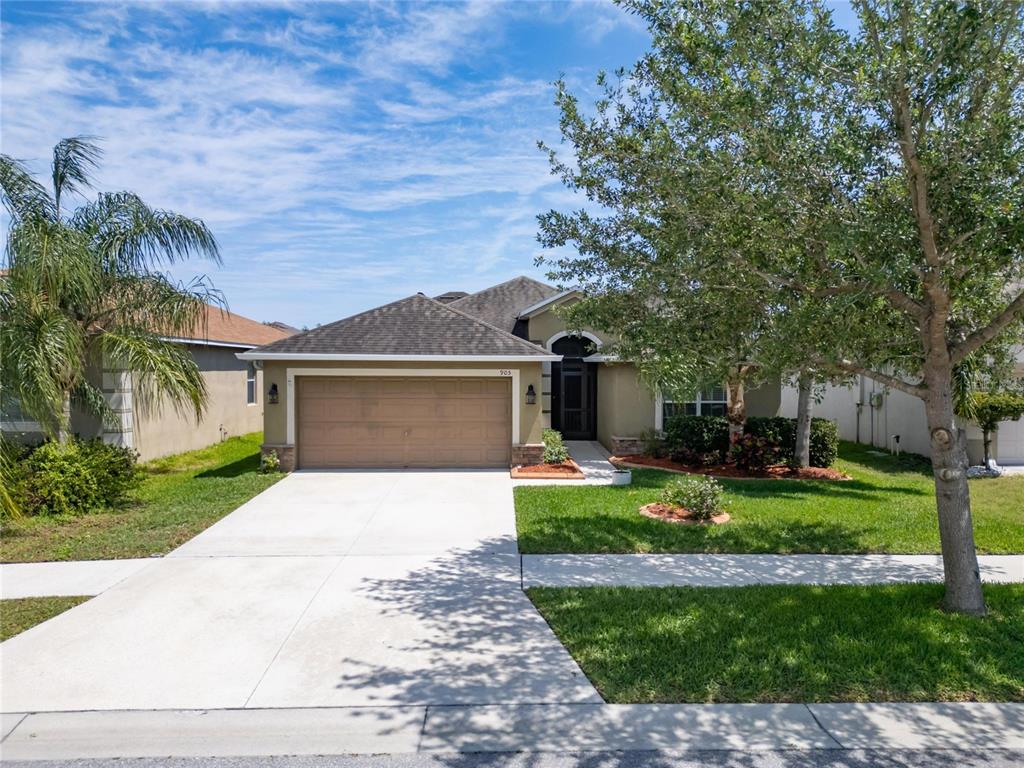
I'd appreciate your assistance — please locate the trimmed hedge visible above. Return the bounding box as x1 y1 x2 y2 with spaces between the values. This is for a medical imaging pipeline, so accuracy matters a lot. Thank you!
745 417 839 468
663 415 729 464
663 415 839 468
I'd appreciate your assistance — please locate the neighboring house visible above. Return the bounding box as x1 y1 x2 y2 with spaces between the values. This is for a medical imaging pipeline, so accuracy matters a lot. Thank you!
239 276 782 470
1 306 295 461
781 353 1024 466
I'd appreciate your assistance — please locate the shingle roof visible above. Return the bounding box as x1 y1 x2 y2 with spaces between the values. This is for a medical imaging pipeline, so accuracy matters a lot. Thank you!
178 305 295 347
434 290 469 304
448 276 560 332
246 293 552 357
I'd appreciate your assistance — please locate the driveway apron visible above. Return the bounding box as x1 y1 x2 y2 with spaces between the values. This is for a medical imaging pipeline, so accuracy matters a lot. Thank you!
0 471 599 712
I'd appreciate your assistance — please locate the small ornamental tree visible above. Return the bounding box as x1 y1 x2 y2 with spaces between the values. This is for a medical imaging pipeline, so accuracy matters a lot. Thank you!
539 0 1024 614
960 392 1024 465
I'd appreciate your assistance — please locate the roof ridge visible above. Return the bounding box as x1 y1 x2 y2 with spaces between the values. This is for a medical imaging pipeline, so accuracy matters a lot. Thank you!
448 275 557 306
420 293 550 355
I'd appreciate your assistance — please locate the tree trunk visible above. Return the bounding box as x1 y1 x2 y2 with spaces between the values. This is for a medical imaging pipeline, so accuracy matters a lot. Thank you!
924 369 986 615
57 393 73 444
795 373 813 468
725 378 746 445
982 430 992 465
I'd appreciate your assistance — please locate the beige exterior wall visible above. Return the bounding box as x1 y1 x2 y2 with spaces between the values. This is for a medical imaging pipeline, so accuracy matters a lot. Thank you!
525 301 614 348
260 359 546 450
596 363 656 449
132 345 264 461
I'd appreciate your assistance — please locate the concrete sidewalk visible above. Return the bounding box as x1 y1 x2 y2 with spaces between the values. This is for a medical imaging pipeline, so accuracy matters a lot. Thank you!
523 553 1024 588
512 440 620 486
0 558 156 599
1 702 1021 760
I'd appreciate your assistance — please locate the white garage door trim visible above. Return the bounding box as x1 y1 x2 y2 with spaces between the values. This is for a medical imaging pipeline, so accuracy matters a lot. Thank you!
286 367 521 445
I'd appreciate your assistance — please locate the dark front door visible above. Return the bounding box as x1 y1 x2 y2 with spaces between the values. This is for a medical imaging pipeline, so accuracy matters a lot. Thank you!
552 358 597 440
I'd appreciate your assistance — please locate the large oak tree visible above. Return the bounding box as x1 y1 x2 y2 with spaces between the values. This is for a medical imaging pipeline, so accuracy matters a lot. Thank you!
539 0 1024 614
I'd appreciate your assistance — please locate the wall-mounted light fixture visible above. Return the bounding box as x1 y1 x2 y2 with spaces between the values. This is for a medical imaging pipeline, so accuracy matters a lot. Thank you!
525 384 536 405
268 383 279 405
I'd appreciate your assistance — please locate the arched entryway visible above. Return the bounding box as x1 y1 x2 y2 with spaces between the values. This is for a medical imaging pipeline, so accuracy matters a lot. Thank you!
550 334 598 440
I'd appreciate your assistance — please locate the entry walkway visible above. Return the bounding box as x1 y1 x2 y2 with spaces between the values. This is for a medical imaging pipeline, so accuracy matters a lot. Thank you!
512 440 620 486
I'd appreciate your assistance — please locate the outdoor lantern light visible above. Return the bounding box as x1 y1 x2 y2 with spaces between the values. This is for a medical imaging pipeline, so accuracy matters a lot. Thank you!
526 384 536 405
268 383 279 405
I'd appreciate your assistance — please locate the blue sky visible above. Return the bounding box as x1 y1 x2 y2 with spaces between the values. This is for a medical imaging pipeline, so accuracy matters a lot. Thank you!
1 1 858 328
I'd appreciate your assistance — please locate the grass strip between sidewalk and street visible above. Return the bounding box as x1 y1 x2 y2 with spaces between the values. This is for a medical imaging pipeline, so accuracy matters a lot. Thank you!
528 582 1024 704
1 432 281 563
1 596 90 641
516 442 1024 554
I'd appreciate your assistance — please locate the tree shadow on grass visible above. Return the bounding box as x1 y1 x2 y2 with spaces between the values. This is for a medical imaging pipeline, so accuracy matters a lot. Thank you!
195 452 261 479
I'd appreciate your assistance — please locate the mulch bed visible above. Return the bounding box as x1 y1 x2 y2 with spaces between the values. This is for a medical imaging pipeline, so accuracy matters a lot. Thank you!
639 502 731 526
511 459 585 480
611 454 851 481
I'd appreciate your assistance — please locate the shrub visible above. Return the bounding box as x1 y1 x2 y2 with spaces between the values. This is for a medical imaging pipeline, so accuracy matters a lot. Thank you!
744 417 839 467
730 434 780 472
663 415 729 464
542 428 570 464
660 475 727 521
15 438 141 516
260 449 281 474
640 428 666 458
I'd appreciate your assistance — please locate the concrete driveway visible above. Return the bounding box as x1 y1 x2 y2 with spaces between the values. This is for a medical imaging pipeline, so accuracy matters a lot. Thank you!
0 471 599 713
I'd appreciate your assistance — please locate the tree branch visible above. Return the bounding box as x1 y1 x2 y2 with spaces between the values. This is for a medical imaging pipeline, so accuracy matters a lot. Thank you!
814 356 927 398
951 291 1024 364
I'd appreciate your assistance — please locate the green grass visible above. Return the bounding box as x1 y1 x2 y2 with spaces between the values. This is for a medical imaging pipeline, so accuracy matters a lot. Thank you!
1 596 90 641
1 433 281 563
529 583 1024 703
516 442 1024 554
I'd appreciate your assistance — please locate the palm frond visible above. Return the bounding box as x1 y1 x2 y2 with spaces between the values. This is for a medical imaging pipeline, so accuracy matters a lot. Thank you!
97 329 208 422
74 192 221 273
0 154 55 221
71 379 114 430
52 136 102 214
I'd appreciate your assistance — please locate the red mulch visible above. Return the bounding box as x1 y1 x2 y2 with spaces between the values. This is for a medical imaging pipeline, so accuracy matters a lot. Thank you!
639 502 731 526
511 460 585 480
612 454 851 481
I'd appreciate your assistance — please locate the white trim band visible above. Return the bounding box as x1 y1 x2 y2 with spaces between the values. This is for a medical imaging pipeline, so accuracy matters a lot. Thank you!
238 352 558 362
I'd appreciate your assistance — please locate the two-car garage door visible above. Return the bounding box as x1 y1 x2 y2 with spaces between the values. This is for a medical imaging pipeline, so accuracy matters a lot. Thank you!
297 377 511 469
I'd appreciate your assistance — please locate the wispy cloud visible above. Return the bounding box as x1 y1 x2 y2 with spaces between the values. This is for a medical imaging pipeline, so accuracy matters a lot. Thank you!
1 0 649 326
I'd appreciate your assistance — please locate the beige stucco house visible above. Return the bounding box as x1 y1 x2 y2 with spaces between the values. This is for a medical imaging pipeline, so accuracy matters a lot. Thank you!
1 306 295 461
239 276 782 471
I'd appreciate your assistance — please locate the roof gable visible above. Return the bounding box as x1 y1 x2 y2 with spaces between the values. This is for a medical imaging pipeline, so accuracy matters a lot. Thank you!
448 276 559 332
245 293 553 358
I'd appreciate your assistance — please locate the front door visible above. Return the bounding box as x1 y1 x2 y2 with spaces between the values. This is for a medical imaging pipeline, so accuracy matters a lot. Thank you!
552 359 597 440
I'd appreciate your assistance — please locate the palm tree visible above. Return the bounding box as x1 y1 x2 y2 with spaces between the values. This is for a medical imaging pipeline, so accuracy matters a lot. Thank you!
0 137 223 441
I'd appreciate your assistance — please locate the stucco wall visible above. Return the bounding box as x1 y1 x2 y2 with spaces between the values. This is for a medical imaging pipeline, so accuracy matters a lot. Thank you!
746 377 784 417
132 345 264 461
260 359 546 449
596 363 656 449
525 302 614 348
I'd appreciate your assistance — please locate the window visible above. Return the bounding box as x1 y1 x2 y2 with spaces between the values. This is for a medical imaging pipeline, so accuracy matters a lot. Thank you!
246 362 257 405
663 385 727 423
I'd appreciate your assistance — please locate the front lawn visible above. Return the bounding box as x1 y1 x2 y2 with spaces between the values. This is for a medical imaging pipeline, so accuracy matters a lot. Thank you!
528 583 1024 703
1 596 90 641
516 442 1024 554
1 433 281 562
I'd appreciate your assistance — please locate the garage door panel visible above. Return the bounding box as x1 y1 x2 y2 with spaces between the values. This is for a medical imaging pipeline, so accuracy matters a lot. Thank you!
297 376 511 469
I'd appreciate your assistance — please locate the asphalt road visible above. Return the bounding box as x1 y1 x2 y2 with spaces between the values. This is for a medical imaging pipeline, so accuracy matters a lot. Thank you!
6 749 1024 768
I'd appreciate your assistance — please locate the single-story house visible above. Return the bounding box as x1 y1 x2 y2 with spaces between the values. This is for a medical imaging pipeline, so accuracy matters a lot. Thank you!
781 359 1024 466
1 305 295 461
239 276 783 471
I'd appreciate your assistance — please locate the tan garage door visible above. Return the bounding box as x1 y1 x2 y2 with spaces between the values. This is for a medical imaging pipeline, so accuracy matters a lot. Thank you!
297 376 512 468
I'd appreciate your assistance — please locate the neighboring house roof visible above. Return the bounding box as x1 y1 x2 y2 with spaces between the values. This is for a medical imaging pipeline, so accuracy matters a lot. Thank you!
447 276 560 332
266 321 301 333
240 293 557 360
171 305 296 349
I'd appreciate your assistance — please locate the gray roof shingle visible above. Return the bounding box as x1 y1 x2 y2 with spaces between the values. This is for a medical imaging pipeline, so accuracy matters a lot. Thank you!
448 276 560 332
248 293 551 357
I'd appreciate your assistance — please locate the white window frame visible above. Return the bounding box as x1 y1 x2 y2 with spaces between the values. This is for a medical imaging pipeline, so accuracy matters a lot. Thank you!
654 386 729 431
246 362 258 405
